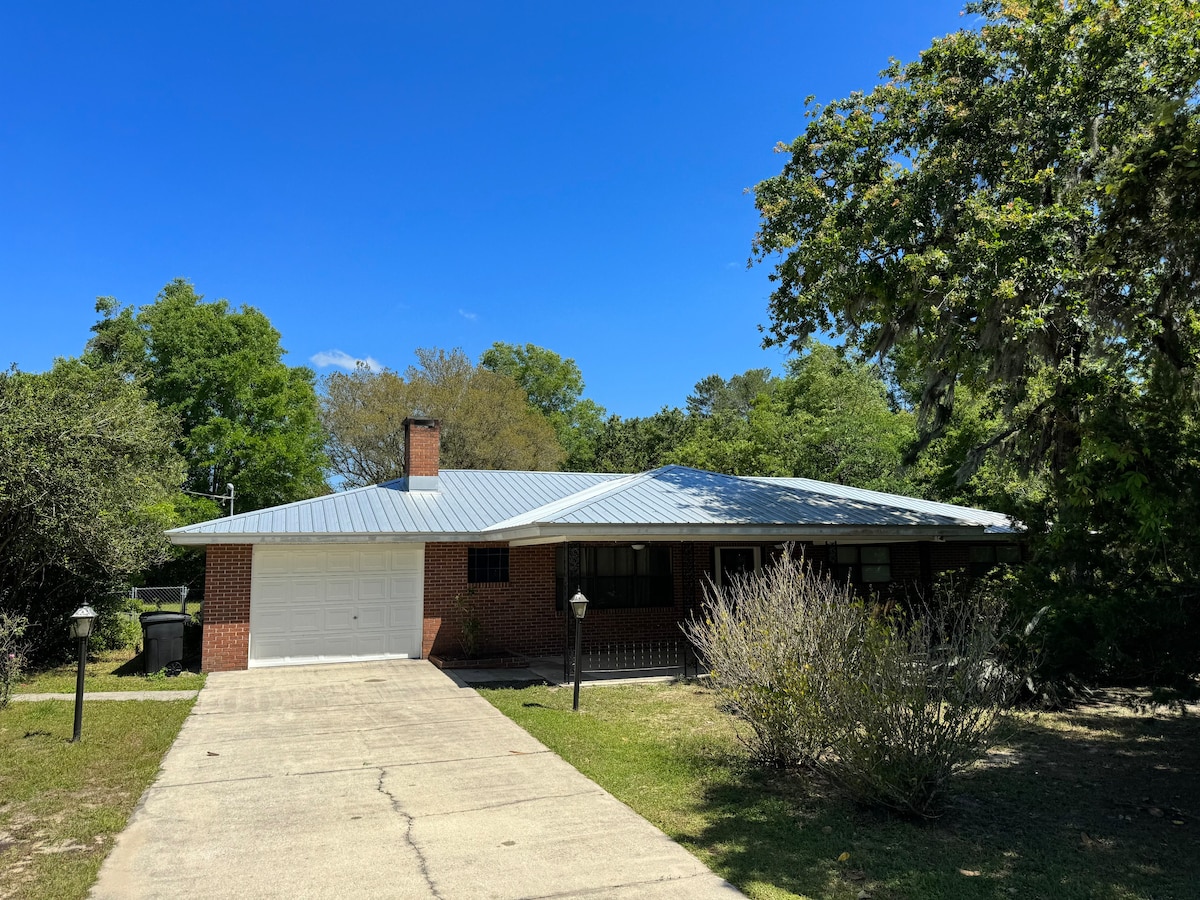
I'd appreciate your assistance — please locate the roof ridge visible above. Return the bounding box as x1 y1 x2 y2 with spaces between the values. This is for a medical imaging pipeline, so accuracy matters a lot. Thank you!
482 469 659 531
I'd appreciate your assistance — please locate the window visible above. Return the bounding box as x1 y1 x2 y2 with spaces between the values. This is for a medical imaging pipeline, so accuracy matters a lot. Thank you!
968 543 1020 577
556 545 673 609
468 547 509 583
715 546 761 586
831 545 891 584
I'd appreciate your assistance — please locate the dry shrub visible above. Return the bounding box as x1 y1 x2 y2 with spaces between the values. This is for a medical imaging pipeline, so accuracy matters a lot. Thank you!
684 550 862 768
829 579 1010 816
686 552 1010 816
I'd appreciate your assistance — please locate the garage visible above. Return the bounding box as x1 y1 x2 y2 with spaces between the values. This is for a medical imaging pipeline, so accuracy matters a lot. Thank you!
248 544 424 667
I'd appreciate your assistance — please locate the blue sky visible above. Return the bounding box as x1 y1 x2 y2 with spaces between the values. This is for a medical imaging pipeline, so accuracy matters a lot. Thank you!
1 1 965 417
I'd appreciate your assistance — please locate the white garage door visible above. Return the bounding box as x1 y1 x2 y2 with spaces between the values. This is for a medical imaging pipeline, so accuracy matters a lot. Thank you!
249 544 424 668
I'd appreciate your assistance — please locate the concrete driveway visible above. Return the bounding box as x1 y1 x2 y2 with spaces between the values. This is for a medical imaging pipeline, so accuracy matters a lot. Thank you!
91 660 741 899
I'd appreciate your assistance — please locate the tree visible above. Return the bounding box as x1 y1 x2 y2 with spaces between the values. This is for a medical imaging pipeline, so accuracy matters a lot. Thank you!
686 368 776 418
672 347 917 492
590 407 694 474
480 342 607 470
751 0 1200 680
321 347 564 486
88 279 329 513
321 365 412 488
0 361 184 661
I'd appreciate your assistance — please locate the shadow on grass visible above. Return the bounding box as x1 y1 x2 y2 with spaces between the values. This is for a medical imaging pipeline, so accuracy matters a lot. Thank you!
111 655 145 677
687 702 1200 900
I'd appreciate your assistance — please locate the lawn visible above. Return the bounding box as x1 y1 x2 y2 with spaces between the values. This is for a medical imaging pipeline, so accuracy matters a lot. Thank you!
15 648 205 695
0 698 194 900
479 682 1200 900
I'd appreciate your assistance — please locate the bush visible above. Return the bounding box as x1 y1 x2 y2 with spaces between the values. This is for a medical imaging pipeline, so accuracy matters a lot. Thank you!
685 549 862 767
1 612 29 709
687 553 1010 815
828 579 1010 816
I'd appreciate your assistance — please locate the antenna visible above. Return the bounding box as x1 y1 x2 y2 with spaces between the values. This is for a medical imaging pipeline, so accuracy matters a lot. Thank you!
182 482 237 517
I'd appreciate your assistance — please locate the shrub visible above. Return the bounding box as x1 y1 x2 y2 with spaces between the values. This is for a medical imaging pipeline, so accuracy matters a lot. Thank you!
688 553 1011 815
1 612 29 709
452 589 483 657
685 549 862 767
828 579 1010 816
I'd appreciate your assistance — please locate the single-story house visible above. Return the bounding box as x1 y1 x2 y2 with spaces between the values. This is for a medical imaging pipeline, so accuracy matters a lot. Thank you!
168 418 1020 673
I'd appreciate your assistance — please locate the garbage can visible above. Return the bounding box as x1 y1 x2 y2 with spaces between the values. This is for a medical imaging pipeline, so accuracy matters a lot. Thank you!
140 611 189 674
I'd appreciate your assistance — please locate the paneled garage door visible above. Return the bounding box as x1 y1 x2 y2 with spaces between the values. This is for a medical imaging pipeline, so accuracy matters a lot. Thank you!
249 544 424 667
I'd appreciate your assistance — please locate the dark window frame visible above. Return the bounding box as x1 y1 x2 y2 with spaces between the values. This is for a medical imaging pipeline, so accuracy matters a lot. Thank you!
830 544 892 585
714 546 762 587
968 543 1020 577
556 545 674 610
467 546 510 584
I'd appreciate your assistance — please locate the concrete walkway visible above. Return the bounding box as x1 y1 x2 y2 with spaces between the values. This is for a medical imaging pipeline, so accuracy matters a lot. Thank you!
91 660 741 900
12 690 200 701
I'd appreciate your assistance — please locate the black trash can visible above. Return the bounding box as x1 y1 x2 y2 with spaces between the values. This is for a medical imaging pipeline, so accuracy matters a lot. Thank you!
140 611 189 674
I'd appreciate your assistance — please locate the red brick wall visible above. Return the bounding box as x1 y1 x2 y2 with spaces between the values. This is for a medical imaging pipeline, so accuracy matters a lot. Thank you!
423 541 732 658
201 544 252 672
404 419 440 477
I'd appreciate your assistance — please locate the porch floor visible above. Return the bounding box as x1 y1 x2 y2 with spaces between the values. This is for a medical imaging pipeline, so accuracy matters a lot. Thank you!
445 655 695 688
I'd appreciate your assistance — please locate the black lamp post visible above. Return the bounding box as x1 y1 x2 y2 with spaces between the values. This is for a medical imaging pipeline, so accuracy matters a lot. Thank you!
569 589 588 711
69 605 97 743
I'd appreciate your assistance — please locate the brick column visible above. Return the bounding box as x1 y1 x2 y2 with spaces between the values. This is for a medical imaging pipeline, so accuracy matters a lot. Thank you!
201 544 253 672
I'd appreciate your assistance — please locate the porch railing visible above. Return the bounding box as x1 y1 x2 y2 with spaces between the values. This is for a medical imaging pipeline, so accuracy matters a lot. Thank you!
563 637 704 680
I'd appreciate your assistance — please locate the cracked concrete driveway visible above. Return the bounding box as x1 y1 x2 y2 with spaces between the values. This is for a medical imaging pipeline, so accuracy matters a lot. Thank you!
90 660 741 899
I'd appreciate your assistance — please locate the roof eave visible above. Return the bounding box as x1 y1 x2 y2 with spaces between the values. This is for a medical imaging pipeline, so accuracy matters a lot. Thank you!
496 522 1020 546
167 531 470 546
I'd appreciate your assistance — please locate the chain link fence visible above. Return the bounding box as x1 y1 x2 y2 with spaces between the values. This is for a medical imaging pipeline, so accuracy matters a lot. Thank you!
130 585 190 614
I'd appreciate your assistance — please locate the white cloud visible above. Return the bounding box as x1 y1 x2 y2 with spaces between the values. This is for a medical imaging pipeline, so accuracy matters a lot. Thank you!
458 308 478 321
310 349 383 372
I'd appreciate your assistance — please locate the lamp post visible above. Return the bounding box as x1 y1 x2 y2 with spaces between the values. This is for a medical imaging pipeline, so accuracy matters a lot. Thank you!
569 589 588 711
69 606 97 743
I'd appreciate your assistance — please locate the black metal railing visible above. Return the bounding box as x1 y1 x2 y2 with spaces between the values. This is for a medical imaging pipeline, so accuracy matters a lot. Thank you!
563 638 703 679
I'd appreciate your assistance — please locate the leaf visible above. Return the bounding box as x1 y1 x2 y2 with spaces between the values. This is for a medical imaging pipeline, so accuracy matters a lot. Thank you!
838 851 851 862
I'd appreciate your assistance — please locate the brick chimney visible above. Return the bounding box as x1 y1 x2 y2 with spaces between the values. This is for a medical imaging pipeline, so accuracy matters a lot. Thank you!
403 418 440 491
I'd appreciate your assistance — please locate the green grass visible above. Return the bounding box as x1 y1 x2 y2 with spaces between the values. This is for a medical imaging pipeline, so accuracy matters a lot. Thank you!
0 698 194 900
479 683 1200 900
139 600 202 617
15 649 205 695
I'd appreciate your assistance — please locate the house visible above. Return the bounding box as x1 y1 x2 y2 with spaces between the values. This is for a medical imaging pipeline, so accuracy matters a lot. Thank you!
168 418 1020 673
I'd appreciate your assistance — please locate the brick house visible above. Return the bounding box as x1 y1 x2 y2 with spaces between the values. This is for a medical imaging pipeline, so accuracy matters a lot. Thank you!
168 418 1021 673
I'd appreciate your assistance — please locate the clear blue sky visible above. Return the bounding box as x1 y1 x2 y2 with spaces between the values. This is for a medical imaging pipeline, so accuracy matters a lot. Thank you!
1 1 965 417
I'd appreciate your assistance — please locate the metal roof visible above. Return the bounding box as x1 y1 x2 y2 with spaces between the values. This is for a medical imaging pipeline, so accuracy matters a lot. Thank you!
168 465 1018 545
483 466 1017 535
166 470 622 543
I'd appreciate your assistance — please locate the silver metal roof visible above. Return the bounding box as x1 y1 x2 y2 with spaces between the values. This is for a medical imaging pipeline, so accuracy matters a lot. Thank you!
167 470 622 543
484 466 1016 534
168 465 1018 545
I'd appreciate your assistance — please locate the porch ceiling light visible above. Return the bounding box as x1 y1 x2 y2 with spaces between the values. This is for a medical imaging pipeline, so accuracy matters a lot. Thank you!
630 543 646 551
569 589 589 620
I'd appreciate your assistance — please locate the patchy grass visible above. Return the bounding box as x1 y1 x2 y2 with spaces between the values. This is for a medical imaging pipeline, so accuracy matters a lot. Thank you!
139 600 202 617
15 649 205 695
0 698 193 900
479 682 1200 900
